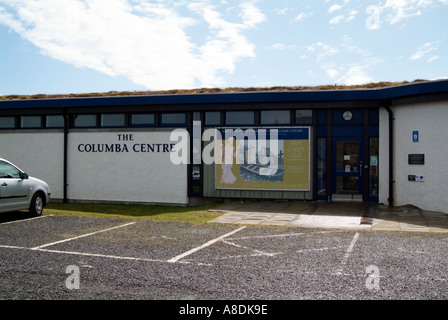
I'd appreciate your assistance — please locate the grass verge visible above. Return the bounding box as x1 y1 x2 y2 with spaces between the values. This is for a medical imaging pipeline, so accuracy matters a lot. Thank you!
45 202 224 224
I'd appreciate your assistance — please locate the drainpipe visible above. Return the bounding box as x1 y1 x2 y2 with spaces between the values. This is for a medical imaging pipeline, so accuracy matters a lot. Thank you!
63 110 68 203
384 103 394 207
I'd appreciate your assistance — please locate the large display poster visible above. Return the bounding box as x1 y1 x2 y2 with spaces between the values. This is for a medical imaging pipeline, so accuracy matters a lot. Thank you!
215 127 310 191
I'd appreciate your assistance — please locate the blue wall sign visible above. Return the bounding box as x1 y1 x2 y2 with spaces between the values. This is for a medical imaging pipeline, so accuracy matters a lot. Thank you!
412 131 419 142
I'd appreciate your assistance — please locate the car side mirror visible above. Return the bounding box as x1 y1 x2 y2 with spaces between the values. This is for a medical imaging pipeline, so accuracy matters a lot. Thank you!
20 172 29 180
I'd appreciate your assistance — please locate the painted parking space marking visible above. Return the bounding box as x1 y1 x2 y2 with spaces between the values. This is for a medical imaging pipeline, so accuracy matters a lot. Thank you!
215 230 349 261
0 217 247 266
0 222 248 266
0 215 51 225
0 243 215 266
167 226 247 263
36 247 167 264
0 216 363 273
226 230 345 240
221 238 280 258
31 221 136 250
334 232 360 276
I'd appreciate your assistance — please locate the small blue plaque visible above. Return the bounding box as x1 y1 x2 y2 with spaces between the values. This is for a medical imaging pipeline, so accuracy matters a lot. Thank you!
412 131 419 142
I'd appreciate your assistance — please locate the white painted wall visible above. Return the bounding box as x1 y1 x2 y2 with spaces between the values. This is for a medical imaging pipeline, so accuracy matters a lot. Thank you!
0 131 65 200
0 130 188 205
67 130 188 205
391 100 448 213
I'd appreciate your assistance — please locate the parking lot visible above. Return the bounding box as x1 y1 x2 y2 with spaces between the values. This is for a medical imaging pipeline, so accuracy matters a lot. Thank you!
0 212 447 305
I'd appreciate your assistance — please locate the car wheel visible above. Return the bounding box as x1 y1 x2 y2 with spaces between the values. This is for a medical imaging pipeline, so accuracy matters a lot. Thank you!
29 193 44 216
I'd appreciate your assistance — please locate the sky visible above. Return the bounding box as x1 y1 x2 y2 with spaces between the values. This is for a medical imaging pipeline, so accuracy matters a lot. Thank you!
0 0 447 95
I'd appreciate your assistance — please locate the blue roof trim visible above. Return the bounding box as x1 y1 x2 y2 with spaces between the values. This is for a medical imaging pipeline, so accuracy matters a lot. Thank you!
1 80 447 110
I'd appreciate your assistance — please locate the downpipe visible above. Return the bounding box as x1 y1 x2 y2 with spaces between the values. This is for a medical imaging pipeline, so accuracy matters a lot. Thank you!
384 103 394 207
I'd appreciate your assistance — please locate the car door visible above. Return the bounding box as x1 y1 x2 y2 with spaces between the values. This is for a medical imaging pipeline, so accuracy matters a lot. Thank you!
0 161 30 212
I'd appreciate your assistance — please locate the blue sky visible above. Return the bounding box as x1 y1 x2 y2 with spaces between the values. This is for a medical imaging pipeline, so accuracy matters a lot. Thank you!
0 0 447 95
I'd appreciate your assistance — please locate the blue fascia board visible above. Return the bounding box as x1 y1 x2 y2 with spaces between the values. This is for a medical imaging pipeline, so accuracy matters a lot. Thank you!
1 80 447 110
0 90 377 109
376 79 448 99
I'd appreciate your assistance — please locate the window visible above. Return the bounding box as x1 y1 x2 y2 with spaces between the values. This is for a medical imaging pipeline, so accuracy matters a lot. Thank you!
21 116 42 128
0 117 15 129
0 161 21 179
191 112 201 197
46 115 65 128
130 114 155 127
225 111 254 126
205 112 221 126
261 110 290 125
295 110 313 124
160 113 186 126
73 114 97 128
101 114 125 127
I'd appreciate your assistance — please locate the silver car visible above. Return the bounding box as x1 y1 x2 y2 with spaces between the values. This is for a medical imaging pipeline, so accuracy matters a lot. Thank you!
0 158 51 216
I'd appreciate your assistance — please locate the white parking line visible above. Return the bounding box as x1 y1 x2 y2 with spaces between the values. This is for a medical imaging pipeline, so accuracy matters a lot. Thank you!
220 230 347 261
0 215 50 225
167 226 247 263
221 238 280 257
226 230 345 240
0 219 360 271
334 232 360 276
36 247 167 264
1 221 247 266
31 222 136 250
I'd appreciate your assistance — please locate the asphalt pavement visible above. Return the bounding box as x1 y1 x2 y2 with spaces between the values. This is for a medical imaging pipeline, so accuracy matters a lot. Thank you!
0 209 447 302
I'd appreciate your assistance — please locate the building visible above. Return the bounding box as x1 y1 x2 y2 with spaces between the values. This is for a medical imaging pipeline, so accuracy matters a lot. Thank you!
1 79 447 213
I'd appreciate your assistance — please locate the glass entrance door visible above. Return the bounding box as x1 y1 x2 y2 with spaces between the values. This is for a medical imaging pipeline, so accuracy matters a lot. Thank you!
333 138 363 196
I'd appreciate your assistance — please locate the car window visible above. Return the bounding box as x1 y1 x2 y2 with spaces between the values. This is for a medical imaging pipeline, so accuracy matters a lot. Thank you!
0 161 21 179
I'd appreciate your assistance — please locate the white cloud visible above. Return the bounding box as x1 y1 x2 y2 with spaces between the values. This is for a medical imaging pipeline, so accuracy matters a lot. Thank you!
411 41 441 60
306 42 339 61
428 55 439 62
239 1 266 28
321 63 340 78
327 2 357 25
338 65 372 85
268 42 297 51
0 0 266 90
320 62 373 85
274 8 289 16
345 10 358 22
329 15 345 24
305 35 382 86
294 12 308 22
328 4 343 14
377 0 448 25
268 43 286 50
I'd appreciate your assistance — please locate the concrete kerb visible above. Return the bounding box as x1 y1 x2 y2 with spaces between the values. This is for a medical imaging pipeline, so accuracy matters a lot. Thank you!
208 201 448 233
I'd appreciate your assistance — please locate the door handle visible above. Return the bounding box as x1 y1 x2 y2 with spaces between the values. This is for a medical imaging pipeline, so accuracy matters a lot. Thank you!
360 161 362 176
1 182 7 187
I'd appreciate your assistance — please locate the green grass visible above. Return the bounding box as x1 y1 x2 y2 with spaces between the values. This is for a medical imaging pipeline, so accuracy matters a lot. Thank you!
45 202 224 224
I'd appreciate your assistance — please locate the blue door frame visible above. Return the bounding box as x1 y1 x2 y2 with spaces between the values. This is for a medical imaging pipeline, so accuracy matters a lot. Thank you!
332 137 364 197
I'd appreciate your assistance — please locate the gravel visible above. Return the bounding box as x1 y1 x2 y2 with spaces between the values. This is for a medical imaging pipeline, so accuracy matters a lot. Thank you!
0 215 447 302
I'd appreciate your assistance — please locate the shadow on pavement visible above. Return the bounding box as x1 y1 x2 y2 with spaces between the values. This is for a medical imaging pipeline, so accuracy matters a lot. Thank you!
0 211 37 224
